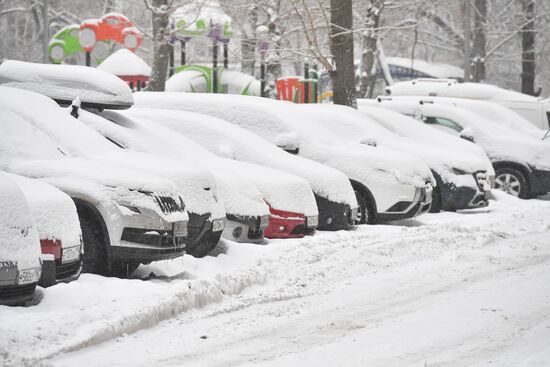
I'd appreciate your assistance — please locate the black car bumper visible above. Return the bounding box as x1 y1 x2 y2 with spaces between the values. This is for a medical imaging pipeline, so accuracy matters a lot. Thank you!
39 259 82 288
0 283 37 306
440 183 488 211
314 194 356 231
530 168 550 195
224 214 266 243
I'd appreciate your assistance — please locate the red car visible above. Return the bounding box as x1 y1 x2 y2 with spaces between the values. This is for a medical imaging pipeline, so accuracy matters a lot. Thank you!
79 13 142 52
264 205 316 239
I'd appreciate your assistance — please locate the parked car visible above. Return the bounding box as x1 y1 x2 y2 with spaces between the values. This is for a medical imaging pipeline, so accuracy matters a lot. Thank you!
0 86 192 276
0 172 42 306
79 13 142 52
367 98 550 199
378 95 548 141
8 174 83 287
0 61 226 258
299 103 492 212
386 79 550 130
73 107 276 243
134 93 434 224
125 105 357 229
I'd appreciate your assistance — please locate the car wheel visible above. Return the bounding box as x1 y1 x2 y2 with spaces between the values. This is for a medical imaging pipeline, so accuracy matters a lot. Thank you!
110 261 140 278
50 44 65 63
429 185 442 213
78 210 109 275
124 34 138 49
79 27 97 49
354 190 375 225
189 230 222 258
495 168 528 198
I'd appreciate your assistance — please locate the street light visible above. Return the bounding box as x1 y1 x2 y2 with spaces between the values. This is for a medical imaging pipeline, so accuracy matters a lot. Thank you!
256 25 269 98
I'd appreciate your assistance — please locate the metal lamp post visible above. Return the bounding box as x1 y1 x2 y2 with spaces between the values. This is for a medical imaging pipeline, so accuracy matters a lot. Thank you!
256 25 269 98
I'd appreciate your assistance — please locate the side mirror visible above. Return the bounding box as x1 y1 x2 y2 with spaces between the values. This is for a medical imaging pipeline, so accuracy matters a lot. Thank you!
460 127 475 143
276 133 300 154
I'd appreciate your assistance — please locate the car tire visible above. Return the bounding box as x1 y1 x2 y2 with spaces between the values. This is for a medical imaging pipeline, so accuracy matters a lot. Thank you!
78 210 109 275
429 185 442 213
189 230 222 258
495 167 528 198
354 190 375 225
110 261 140 278
50 44 65 63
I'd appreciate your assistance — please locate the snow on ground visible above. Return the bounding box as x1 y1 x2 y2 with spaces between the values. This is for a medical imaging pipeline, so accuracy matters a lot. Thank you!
1 193 550 367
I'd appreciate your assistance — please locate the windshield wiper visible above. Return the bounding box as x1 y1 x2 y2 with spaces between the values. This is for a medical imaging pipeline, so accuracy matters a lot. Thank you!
542 128 550 141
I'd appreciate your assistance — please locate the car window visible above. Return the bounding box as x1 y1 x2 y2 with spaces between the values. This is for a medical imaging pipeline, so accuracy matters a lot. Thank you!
546 112 550 129
423 116 463 133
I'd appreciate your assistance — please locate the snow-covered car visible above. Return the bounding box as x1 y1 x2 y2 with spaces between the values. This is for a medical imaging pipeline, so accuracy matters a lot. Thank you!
125 104 356 230
299 103 492 212
0 172 42 306
378 94 548 141
115 108 323 237
134 93 433 224
386 79 550 130
79 13 142 52
367 98 550 199
0 61 226 259
73 108 274 243
0 86 193 276
7 174 83 287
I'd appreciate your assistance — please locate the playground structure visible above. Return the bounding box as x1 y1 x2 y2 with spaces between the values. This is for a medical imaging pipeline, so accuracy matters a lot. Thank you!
97 49 151 91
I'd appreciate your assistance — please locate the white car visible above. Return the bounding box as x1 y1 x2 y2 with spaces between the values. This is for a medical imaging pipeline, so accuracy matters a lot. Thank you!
0 86 192 276
7 174 83 287
125 106 358 230
0 172 42 306
299 103 492 212
73 108 281 243
386 79 550 130
367 98 550 199
134 93 434 224
0 62 226 259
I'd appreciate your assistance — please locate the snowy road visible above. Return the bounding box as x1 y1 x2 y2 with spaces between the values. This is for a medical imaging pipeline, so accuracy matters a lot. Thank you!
2 192 550 366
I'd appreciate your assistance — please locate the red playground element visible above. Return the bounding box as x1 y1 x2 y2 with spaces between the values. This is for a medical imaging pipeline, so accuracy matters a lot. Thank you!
79 13 143 52
277 77 300 102
264 205 315 239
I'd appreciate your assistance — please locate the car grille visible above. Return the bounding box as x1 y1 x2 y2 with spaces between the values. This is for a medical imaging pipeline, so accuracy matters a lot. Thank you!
121 228 185 247
55 259 81 280
152 193 185 215
0 283 36 301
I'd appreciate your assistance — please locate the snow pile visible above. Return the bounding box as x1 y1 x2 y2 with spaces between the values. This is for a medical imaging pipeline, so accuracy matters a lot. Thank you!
221 70 260 96
0 172 41 270
299 103 489 189
365 99 550 170
120 108 320 216
7 174 81 250
387 79 537 102
77 109 269 218
97 49 151 77
385 57 464 79
166 69 208 93
0 60 133 108
126 103 356 209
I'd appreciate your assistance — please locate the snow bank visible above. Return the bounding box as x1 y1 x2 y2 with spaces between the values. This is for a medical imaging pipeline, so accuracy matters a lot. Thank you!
7 174 81 249
97 49 151 77
0 172 41 270
0 60 133 108
166 69 208 93
120 108 320 216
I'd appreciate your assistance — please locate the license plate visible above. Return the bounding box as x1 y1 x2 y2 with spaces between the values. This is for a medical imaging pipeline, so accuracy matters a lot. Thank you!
62 246 81 264
18 268 40 285
212 218 225 232
307 215 319 228
173 221 188 237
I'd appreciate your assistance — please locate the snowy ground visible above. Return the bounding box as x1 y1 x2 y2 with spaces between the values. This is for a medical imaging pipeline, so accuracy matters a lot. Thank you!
1 192 550 367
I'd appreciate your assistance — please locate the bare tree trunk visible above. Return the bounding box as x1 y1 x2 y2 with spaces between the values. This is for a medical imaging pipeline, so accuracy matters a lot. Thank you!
520 0 537 96
358 0 384 98
240 5 258 75
472 0 487 82
329 0 356 108
147 0 171 91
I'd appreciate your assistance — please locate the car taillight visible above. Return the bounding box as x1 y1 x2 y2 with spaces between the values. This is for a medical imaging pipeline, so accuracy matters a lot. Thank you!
40 239 62 260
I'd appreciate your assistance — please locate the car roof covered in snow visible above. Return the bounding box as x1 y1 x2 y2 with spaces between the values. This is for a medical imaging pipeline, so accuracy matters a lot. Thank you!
0 60 134 109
